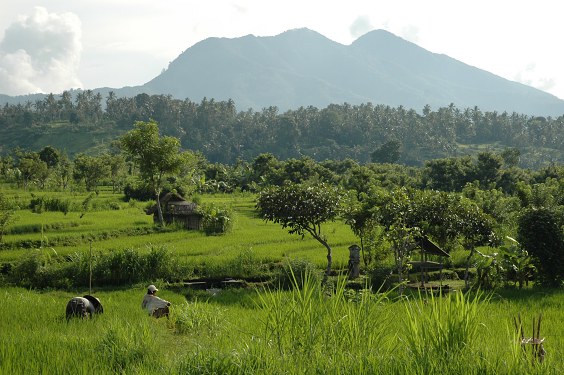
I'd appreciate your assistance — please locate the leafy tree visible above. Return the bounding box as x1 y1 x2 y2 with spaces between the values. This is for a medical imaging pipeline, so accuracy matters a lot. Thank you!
256 182 343 282
500 236 534 289
500 147 521 168
343 189 387 267
517 207 564 287
120 120 186 226
73 154 110 192
371 140 401 164
473 151 503 188
38 146 60 168
53 154 73 190
0 192 17 243
370 188 422 294
455 200 498 289
351 187 497 291
423 156 474 191
250 153 280 187
102 153 127 193
0 156 14 180
16 152 49 190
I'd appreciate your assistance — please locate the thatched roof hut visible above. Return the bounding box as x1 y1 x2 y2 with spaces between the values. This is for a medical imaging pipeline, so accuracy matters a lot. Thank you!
145 192 202 230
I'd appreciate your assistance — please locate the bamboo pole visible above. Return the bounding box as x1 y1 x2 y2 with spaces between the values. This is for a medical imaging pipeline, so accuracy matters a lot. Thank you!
89 240 92 295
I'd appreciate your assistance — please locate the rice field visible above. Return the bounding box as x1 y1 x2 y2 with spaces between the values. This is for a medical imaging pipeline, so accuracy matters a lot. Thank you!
1 283 563 374
1 187 564 373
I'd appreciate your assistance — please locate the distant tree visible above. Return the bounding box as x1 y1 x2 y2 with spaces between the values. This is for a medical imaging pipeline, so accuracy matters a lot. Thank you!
53 154 73 190
371 140 401 164
500 147 521 168
342 188 387 267
371 188 421 295
256 182 343 283
423 156 474 191
0 192 17 243
250 153 280 186
17 152 48 190
73 154 110 192
454 199 498 289
517 207 564 287
102 153 127 193
473 151 503 188
342 165 376 197
38 146 61 168
0 156 14 179
120 120 185 226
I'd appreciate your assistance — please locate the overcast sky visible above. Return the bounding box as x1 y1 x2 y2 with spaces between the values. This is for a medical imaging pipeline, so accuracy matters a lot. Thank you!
1 0 562 101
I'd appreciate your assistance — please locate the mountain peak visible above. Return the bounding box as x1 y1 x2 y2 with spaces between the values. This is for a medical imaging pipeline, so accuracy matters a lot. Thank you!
142 28 564 115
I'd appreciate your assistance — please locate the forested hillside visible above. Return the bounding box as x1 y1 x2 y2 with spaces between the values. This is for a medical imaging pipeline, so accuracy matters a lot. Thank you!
0 91 562 168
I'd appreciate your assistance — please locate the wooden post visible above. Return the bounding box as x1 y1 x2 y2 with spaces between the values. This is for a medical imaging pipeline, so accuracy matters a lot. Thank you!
89 240 93 295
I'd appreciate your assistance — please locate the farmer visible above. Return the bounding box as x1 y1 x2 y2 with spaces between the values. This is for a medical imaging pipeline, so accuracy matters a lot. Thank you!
141 284 171 318
66 295 104 320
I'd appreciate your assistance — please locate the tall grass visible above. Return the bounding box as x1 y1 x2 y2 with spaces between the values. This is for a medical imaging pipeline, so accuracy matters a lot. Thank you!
1 286 563 374
403 290 486 373
251 269 393 373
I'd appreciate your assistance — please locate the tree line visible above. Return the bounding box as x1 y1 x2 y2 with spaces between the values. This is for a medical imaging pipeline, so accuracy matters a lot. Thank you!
1 91 562 168
1 119 563 289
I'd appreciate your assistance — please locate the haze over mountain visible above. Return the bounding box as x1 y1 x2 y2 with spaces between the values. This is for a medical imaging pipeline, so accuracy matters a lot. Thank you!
4 28 564 116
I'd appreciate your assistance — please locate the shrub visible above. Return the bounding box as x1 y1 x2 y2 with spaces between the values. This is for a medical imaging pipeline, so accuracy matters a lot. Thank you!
369 265 395 291
108 201 121 210
199 204 233 236
171 301 225 335
29 195 71 214
3 246 191 289
123 183 154 202
271 258 321 290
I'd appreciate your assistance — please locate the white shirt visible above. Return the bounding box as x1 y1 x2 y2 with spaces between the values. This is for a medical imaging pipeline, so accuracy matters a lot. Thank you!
141 293 170 315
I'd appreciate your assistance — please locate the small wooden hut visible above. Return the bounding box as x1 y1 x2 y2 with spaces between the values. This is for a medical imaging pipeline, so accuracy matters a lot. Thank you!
145 192 202 230
408 235 450 288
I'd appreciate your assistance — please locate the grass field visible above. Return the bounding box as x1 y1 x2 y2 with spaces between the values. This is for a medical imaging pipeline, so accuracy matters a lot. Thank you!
1 186 563 373
1 285 563 374
0 189 356 271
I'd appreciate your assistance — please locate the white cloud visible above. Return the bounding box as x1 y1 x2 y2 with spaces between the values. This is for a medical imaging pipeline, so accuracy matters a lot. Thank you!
349 16 373 39
0 7 82 95
514 63 557 95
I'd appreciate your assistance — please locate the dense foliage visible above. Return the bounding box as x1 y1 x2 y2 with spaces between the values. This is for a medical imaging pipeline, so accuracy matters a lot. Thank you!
1 92 563 168
0 116 562 290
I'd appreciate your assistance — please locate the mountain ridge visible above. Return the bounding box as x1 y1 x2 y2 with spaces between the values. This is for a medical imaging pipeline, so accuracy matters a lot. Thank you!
3 28 564 116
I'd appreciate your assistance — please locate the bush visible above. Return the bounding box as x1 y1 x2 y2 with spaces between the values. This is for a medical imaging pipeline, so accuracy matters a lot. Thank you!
3 246 191 289
271 258 321 290
29 195 71 214
172 301 225 335
369 265 395 291
199 204 233 236
108 201 121 210
123 183 154 202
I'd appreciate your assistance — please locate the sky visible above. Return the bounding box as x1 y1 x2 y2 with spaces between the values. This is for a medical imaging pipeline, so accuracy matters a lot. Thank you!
0 0 563 100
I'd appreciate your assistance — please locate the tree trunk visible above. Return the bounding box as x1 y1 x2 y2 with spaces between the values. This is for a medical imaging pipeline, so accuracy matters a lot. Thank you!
316 236 332 285
464 247 475 289
155 189 165 227
395 247 404 295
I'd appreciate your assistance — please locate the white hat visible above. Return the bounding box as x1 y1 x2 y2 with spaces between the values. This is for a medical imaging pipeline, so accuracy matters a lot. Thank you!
147 285 158 293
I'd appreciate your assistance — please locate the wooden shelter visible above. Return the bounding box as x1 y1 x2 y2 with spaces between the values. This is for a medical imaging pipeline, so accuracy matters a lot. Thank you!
409 235 450 288
145 192 202 230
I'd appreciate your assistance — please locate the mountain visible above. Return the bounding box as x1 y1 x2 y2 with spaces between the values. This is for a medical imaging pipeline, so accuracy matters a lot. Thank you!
3 28 564 116
142 28 564 115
